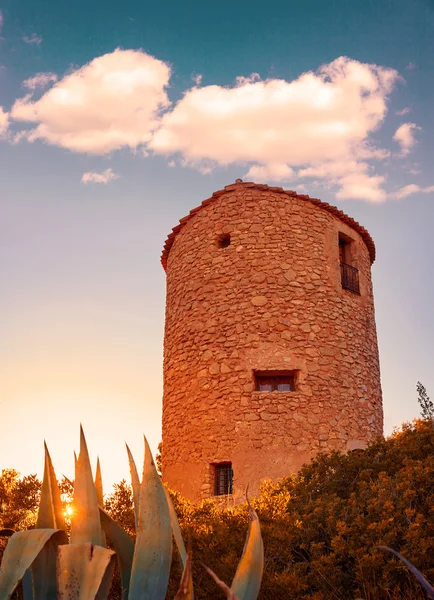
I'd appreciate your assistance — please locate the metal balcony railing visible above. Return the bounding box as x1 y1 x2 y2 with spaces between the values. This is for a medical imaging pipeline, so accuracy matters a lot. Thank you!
341 262 360 294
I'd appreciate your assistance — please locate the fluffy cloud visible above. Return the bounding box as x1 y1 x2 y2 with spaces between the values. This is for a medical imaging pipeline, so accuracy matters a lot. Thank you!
150 56 399 201
23 34 43 45
245 163 295 182
394 184 434 199
0 107 8 136
81 168 119 184
393 122 421 155
11 48 171 154
23 72 58 91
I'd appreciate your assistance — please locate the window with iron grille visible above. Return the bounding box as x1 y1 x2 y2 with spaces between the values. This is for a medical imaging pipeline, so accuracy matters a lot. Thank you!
339 234 360 295
255 371 296 392
214 463 233 496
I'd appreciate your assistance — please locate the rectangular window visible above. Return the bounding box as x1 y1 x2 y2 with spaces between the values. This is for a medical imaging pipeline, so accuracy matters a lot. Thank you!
255 371 296 392
339 233 360 295
214 463 233 496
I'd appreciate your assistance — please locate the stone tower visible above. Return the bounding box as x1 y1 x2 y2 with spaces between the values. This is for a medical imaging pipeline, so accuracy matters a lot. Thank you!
161 180 383 502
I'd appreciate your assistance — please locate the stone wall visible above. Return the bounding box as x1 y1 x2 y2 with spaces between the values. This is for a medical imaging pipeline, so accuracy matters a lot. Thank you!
162 181 383 502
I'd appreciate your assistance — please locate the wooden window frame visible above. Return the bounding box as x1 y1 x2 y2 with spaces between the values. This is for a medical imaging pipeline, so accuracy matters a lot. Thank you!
254 370 297 392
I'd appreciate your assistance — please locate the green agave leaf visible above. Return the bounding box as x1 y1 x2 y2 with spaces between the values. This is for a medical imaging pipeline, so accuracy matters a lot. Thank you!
37 442 65 530
174 549 193 600
230 507 264 600
71 425 103 547
22 569 34 600
128 436 172 600
99 507 134 600
125 444 140 532
57 543 116 600
95 458 107 548
31 442 66 600
0 529 66 600
95 457 104 506
164 489 187 568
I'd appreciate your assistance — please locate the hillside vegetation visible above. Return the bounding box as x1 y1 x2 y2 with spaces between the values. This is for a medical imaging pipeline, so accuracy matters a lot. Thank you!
2 419 434 599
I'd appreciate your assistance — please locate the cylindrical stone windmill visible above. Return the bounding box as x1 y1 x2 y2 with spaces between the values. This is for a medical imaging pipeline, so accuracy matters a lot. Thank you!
161 180 383 502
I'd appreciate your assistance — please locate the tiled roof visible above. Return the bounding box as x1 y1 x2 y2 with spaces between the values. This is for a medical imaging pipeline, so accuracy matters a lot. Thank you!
161 181 376 270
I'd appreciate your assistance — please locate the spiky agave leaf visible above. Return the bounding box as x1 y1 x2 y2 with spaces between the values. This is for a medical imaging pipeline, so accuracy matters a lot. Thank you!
164 488 187 567
99 507 134 600
174 549 193 600
377 546 434 599
70 426 103 547
0 529 67 600
125 443 140 532
36 442 65 530
202 564 239 600
21 569 33 600
95 457 104 507
30 442 67 600
57 543 116 600
95 458 107 548
230 505 264 600
128 436 172 600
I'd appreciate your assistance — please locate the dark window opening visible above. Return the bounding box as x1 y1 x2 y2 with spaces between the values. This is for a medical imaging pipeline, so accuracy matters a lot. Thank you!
255 371 296 392
218 234 231 248
339 234 360 295
214 463 233 496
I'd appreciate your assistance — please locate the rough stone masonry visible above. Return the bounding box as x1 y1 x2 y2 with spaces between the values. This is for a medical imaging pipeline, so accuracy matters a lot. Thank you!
161 180 383 502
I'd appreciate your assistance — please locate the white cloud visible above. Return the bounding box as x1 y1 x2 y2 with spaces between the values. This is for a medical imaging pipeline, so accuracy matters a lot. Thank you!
150 56 400 202
393 184 434 199
393 122 421 155
245 163 295 182
0 106 9 136
0 11 4 31
23 34 43 45
81 168 119 184
396 107 411 116
192 73 202 86
23 72 58 91
11 48 171 154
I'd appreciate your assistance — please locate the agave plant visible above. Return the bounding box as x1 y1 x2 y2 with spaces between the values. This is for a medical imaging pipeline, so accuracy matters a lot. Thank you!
0 427 264 600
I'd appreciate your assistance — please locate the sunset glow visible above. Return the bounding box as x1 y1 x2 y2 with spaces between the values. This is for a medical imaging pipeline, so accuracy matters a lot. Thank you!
0 0 433 494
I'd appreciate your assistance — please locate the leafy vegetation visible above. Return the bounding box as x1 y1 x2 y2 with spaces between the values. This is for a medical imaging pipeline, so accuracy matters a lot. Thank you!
0 429 262 600
2 419 434 598
417 381 434 420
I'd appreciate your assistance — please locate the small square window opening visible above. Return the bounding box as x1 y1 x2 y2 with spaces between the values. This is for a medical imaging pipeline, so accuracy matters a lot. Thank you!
218 234 231 248
214 462 233 495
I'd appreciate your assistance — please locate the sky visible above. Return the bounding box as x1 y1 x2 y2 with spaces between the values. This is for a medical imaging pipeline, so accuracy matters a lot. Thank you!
0 0 433 493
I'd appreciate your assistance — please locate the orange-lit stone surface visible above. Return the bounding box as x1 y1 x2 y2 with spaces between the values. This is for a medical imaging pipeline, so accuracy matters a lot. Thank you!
161 181 383 502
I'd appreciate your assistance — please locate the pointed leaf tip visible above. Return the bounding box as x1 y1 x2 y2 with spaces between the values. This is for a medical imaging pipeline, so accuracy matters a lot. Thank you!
71 427 102 547
125 443 140 532
230 507 264 600
128 434 172 599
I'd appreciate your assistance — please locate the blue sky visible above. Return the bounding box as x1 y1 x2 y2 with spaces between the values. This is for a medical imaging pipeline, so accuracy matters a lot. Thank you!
0 0 433 490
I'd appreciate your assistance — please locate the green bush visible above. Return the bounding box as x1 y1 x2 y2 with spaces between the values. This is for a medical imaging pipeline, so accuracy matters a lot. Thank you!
3 419 434 599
